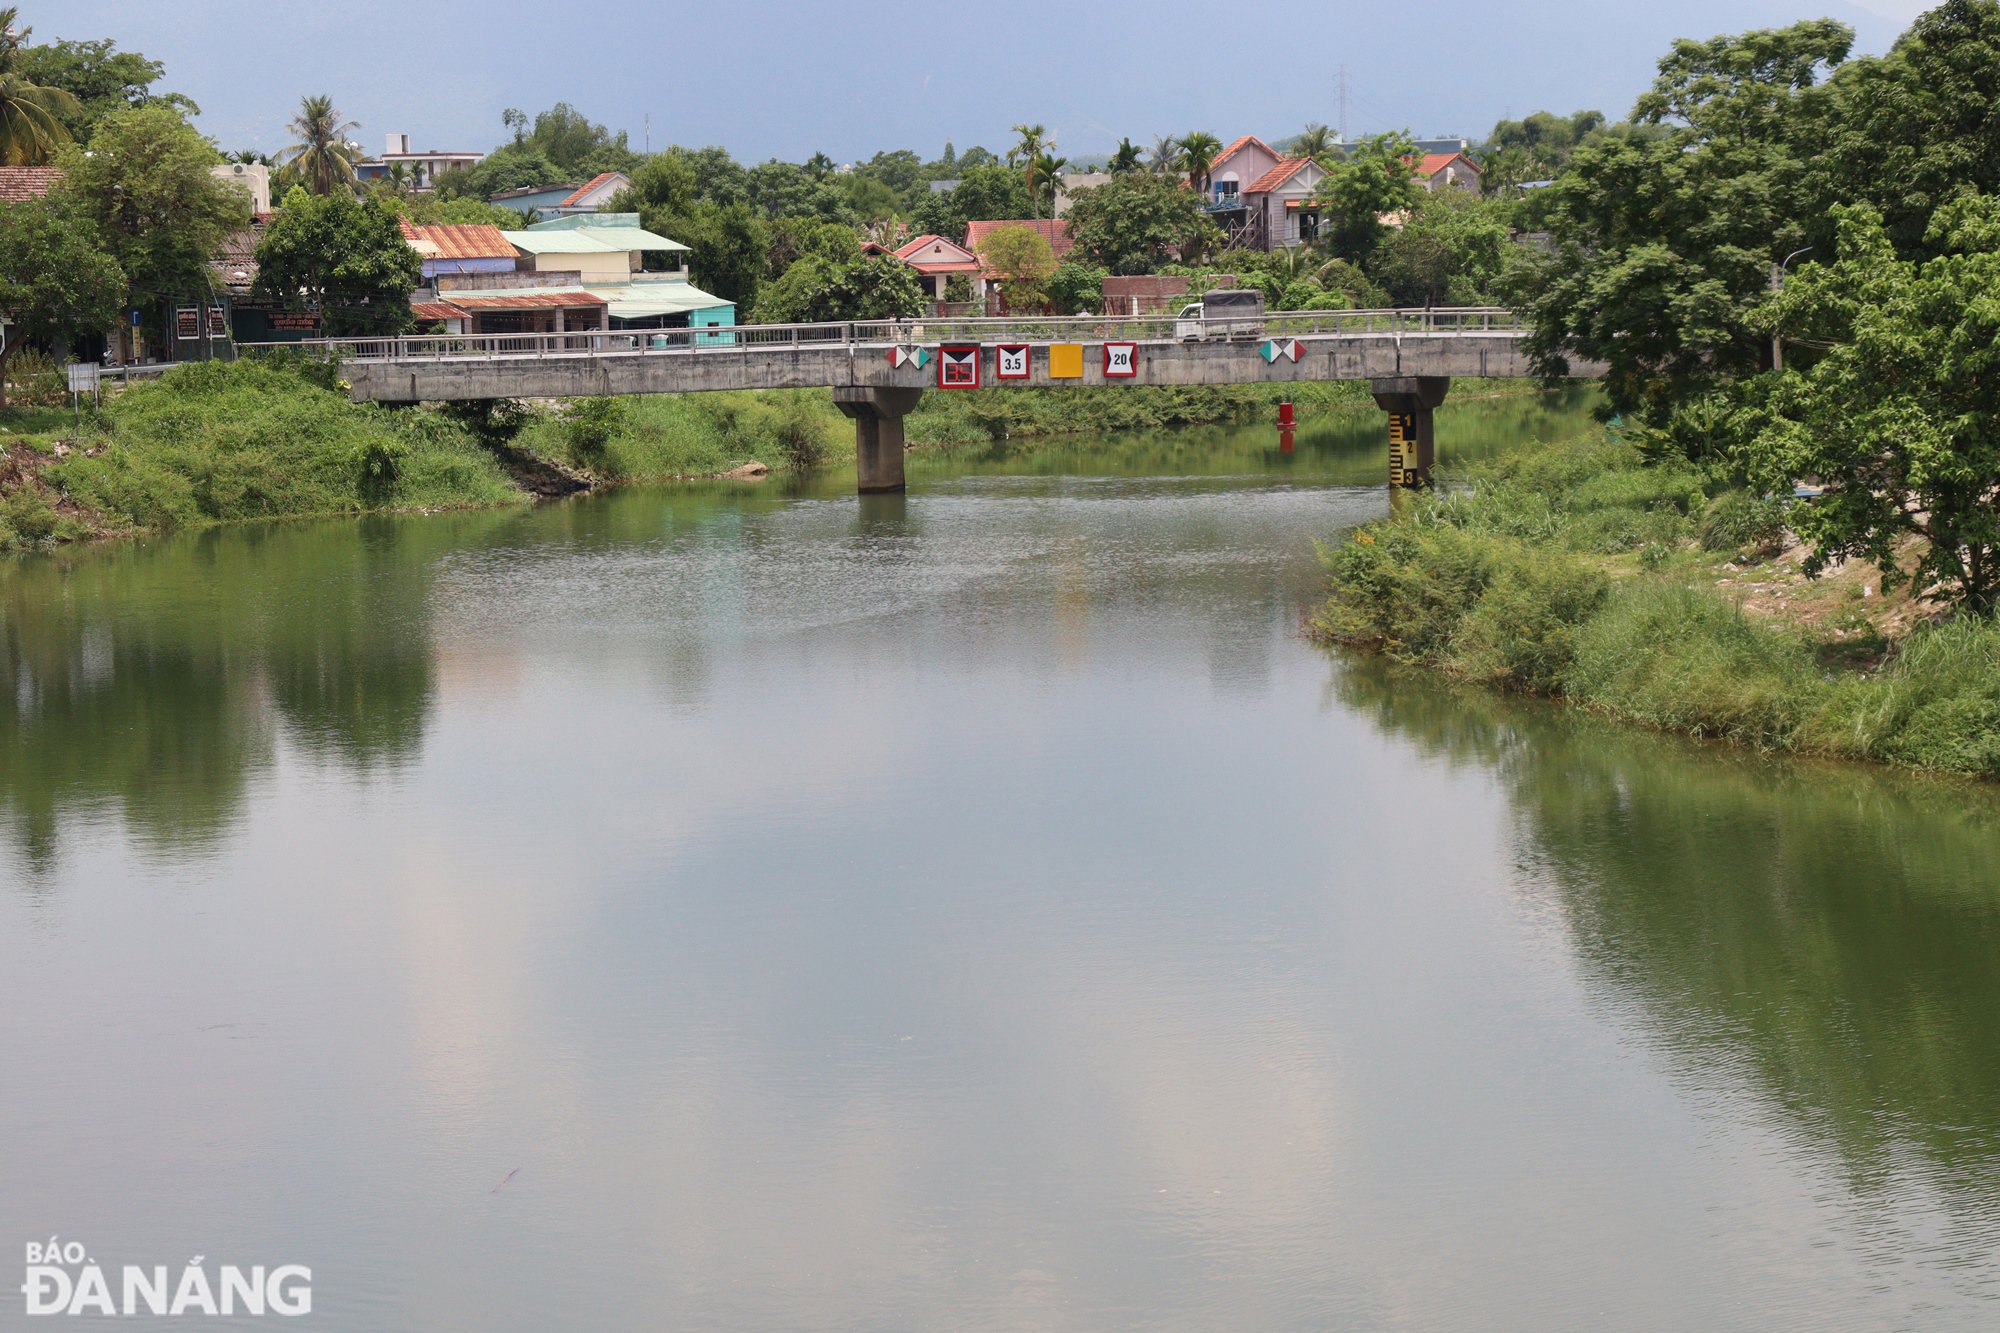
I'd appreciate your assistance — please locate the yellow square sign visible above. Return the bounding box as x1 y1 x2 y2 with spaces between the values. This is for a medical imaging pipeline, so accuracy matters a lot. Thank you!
1048 343 1085 379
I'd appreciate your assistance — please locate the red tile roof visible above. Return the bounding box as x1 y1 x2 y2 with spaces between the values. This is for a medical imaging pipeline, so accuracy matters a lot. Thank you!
411 302 467 322
0 166 63 203
561 172 624 207
1415 152 1481 178
963 218 1075 262
893 233 982 272
1210 135 1277 173
400 221 520 260
441 290 607 310
1245 158 1313 194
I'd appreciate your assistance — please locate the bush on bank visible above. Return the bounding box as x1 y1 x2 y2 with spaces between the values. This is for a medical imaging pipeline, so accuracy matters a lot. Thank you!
29 358 517 534
1312 431 2000 780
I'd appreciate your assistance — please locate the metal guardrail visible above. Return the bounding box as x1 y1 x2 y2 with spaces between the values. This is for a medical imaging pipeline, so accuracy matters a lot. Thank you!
236 307 1524 365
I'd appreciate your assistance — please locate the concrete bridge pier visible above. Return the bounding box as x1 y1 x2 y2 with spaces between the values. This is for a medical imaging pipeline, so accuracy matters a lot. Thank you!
1370 376 1451 490
833 386 925 493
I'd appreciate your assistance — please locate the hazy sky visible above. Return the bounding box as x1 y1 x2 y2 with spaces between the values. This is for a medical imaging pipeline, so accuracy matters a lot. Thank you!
44 0 1932 163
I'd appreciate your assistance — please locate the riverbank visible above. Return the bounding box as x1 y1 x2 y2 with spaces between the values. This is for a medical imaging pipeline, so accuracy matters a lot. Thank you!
1 358 1543 552
1310 428 2000 781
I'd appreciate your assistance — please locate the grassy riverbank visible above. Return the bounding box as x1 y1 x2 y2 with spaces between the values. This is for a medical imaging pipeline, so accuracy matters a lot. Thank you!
1312 429 2000 780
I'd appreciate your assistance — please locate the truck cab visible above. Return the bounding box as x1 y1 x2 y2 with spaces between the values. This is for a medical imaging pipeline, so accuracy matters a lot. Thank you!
1174 289 1267 342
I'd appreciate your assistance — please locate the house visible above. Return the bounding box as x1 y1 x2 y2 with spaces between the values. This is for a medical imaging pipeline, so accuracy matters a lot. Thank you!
1200 139 1331 251
963 219 1077 311
485 214 735 335
211 162 272 213
890 234 981 300
355 133 486 191
487 171 631 222
400 221 522 282
1413 152 1482 194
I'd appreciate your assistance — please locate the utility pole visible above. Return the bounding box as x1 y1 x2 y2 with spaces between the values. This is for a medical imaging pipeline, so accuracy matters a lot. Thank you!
1337 66 1349 145
645 113 651 155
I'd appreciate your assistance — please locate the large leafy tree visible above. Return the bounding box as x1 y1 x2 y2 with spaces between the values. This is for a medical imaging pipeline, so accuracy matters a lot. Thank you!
1062 172 1217 275
910 163 1033 241
10 27 195 144
1372 190 1511 306
253 186 419 336
1313 132 1419 263
1812 0 2000 260
282 94 360 195
0 196 124 406
0 7 80 164
517 101 636 177
1740 199 2000 613
973 223 1058 311
53 106 248 316
748 224 922 324
1517 19 1852 423
609 151 768 307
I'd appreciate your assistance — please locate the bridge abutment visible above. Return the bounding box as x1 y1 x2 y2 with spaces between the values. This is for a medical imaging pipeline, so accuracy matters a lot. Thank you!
833 386 925 493
1370 376 1451 491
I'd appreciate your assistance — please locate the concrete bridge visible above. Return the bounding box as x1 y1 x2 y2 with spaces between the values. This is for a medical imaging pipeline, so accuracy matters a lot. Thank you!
258 307 1590 492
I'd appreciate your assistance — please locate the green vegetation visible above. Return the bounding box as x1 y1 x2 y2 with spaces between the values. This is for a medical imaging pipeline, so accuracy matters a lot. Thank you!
1 359 517 549
0 6 81 163
0 195 124 407
1314 429 2000 780
280 93 360 194
253 186 421 335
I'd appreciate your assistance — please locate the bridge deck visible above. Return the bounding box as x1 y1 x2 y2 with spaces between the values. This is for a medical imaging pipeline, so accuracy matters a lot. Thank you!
240 308 1573 404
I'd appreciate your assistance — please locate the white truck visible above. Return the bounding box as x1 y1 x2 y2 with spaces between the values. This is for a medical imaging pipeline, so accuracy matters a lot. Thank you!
1173 288 1267 342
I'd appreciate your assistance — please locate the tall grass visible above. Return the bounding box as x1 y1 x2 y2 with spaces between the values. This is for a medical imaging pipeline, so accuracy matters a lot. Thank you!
1314 427 2000 780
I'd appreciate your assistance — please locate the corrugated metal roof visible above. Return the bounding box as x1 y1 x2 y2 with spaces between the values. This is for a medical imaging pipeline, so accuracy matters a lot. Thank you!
502 227 690 255
411 302 467 321
443 289 608 310
400 221 520 259
587 281 734 319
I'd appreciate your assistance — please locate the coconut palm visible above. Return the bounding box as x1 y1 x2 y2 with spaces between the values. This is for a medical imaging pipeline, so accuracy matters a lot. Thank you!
1009 122 1053 218
1108 137 1143 174
283 94 361 195
1178 131 1222 194
1294 122 1336 164
1147 135 1179 176
0 8 81 166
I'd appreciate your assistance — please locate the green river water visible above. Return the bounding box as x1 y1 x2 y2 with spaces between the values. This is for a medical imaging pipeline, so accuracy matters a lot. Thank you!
2 388 1997 1329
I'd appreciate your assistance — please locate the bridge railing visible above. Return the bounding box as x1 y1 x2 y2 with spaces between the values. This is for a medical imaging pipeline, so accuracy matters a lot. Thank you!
238 307 1523 365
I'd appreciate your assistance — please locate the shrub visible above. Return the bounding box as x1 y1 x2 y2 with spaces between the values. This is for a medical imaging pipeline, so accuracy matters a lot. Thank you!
1804 618 2000 777
2 349 68 408
562 397 625 458
1698 489 1788 556
1450 554 1610 691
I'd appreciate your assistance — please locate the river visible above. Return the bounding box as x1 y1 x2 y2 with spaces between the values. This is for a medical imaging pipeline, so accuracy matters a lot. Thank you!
3 389 1997 1329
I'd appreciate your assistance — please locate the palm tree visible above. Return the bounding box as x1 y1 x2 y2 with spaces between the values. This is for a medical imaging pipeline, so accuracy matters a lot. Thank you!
1108 137 1143 174
0 8 81 165
1294 122 1335 164
1033 152 1067 214
1009 122 1052 218
283 94 360 195
1147 135 1179 176
1178 131 1222 194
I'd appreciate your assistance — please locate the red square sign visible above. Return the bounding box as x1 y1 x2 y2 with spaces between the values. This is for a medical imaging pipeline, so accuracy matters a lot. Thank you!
938 343 980 389
995 344 1031 380
1102 342 1137 377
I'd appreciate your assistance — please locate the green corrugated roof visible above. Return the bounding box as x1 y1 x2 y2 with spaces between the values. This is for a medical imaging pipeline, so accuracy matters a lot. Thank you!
500 226 689 254
587 280 734 318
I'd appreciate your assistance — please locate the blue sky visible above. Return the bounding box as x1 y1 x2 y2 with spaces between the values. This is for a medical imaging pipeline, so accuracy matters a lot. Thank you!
47 0 1930 163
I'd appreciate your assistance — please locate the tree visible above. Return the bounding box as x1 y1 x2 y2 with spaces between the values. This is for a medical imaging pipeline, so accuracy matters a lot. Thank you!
10 26 196 145
54 106 247 319
0 8 80 165
1371 190 1512 306
974 223 1058 311
521 101 635 177
910 163 1032 241
1009 123 1052 218
1177 130 1221 192
1047 260 1106 314
749 225 923 324
0 196 123 406
283 94 360 195
1292 122 1336 163
1813 0 2000 260
501 106 526 145
437 146 560 201
1739 199 2000 612
1313 132 1419 263
1108 137 1143 173
611 152 769 307
1031 151 1067 214
1517 19 1851 424
253 186 419 336
1147 135 1179 175
1063 172 1217 275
